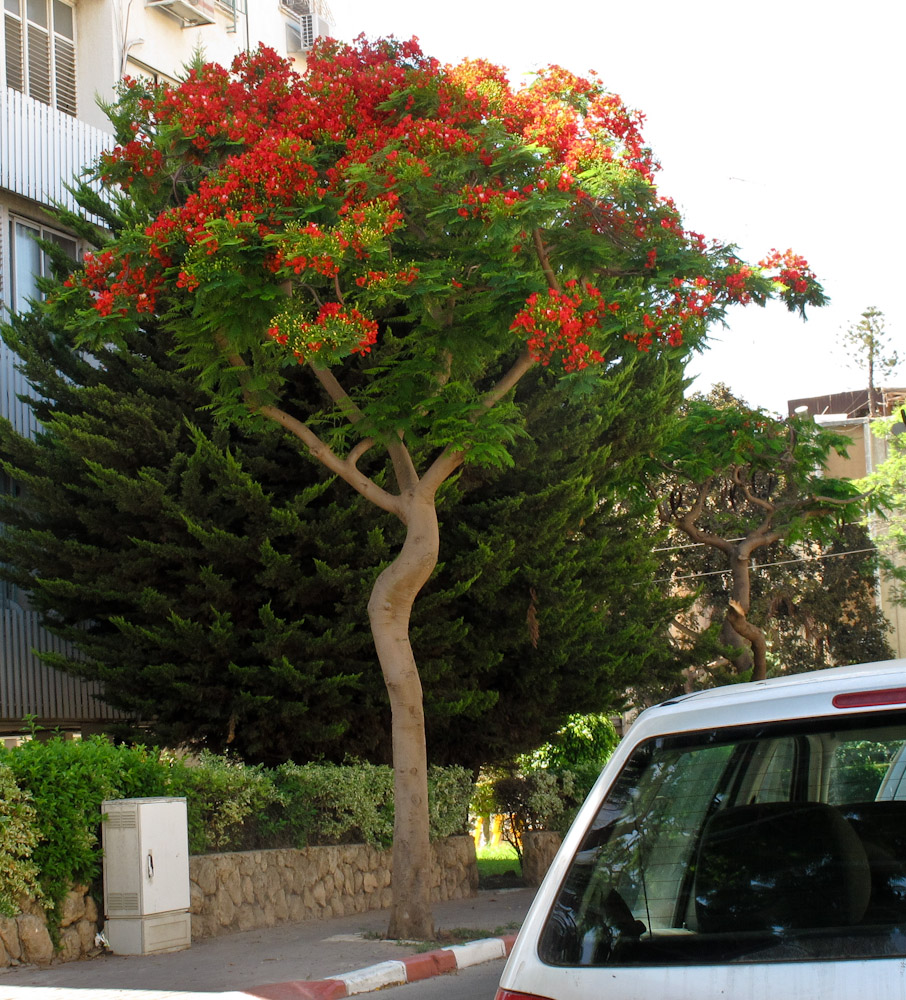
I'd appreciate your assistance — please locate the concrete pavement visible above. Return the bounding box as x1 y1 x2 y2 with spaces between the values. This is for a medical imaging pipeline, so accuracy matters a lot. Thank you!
0 887 535 1000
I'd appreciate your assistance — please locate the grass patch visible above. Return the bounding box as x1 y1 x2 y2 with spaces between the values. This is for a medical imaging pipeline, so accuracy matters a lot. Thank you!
476 842 521 879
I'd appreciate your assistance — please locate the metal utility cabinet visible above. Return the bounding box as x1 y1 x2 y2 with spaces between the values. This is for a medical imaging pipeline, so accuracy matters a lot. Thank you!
101 797 192 955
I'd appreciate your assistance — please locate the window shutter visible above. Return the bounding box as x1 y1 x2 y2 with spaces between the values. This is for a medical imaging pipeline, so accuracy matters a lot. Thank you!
26 20 51 104
53 33 75 114
4 11 24 91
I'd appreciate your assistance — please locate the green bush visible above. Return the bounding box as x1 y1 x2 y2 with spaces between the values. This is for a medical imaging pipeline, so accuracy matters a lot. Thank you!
0 735 170 922
0 761 42 917
491 770 580 861
167 751 284 854
274 762 472 848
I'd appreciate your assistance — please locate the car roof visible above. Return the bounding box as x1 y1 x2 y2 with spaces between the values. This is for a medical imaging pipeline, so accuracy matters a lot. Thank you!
627 658 906 741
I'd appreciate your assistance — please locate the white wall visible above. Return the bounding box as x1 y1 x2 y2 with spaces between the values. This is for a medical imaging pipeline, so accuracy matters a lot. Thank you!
74 0 311 131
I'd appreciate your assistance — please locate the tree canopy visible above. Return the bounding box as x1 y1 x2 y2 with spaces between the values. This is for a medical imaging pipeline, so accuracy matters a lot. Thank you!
35 37 826 936
652 396 877 680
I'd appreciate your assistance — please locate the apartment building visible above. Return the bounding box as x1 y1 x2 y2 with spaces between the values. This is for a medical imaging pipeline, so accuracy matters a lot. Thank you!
0 0 331 738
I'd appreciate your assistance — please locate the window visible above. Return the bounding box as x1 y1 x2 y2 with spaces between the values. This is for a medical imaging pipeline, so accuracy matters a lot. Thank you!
539 713 906 967
8 217 77 314
4 0 76 116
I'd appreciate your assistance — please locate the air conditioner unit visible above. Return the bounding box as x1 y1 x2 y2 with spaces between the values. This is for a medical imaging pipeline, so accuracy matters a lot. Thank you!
286 12 332 52
145 0 216 27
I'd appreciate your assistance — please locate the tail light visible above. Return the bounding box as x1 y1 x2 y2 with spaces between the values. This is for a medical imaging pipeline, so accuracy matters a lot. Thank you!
496 991 550 1000
833 687 906 709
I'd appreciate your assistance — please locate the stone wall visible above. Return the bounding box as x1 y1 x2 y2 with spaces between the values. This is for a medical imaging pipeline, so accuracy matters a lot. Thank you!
0 886 100 968
0 836 476 965
522 830 562 886
189 834 478 940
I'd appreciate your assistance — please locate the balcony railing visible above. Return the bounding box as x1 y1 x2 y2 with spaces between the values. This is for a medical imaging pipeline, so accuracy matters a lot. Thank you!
0 86 114 214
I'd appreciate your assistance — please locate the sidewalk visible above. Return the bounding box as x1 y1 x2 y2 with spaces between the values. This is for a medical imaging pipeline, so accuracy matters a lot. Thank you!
0 887 535 1000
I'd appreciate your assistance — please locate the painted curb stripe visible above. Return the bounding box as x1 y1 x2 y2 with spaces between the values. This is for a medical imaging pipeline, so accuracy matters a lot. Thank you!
337 960 407 995
242 932 516 999
400 947 458 981
449 936 507 968
243 980 348 999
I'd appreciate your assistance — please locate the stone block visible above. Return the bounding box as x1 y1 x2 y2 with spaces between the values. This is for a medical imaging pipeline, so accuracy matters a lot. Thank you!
190 880 205 914
76 917 97 954
214 888 236 927
222 867 243 907
0 916 22 961
191 858 218 896
58 924 82 962
16 914 53 966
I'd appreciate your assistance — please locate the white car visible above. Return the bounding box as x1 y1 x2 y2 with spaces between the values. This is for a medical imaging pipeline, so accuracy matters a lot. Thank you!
497 659 906 1000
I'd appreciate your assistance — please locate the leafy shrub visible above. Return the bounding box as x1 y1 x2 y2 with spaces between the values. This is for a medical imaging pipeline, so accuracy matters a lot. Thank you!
168 751 284 854
427 765 472 840
0 735 170 921
0 733 474 926
274 762 472 848
491 770 579 862
0 761 42 916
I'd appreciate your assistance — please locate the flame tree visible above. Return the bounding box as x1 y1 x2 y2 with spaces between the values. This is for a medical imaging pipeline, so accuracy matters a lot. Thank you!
47 38 825 937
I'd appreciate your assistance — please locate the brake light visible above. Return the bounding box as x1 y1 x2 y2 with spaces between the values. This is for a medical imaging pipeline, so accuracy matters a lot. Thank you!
833 686 906 709
495 992 550 1000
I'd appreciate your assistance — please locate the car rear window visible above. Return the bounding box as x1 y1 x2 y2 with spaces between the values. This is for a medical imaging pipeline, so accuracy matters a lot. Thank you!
539 711 906 967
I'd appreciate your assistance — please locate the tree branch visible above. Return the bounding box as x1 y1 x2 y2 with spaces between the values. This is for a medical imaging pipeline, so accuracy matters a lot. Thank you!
419 347 537 496
533 228 561 292
212 334 402 516
257 403 402 516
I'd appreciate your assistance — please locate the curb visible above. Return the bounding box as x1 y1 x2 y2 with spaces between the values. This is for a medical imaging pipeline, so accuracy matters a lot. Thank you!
241 933 518 999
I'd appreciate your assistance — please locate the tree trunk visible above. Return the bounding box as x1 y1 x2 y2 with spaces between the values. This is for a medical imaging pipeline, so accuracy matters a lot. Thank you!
724 547 768 681
367 490 439 940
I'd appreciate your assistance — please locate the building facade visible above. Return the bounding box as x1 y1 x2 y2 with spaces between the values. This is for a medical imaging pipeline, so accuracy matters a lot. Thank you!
1 0 331 737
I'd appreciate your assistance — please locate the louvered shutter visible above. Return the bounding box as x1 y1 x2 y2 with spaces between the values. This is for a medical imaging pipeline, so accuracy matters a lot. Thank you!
26 19 51 103
52 0 75 115
53 33 75 114
4 9 24 92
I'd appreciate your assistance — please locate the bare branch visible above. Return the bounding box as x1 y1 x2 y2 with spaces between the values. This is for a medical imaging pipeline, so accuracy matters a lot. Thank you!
348 437 375 466
420 347 536 495
732 466 775 514
258 403 402 516
212 334 402 516
533 228 561 292
311 365 365 425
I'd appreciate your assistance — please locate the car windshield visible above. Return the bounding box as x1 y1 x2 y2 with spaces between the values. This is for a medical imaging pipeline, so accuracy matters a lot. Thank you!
539 711 906 967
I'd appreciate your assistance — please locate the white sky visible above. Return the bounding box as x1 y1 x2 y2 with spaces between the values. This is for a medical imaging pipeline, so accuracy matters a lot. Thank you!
331 0 905 416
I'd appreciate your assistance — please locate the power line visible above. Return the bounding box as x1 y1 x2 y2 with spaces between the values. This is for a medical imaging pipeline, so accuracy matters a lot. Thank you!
654 546 878 584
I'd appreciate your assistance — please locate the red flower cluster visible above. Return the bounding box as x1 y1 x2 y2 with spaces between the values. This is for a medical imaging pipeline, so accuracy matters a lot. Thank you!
268 302 378 364
511 282 617 371
759 248 816 295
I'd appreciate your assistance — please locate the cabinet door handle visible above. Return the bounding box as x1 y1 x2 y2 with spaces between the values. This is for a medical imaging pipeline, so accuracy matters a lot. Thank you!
147 852 154 879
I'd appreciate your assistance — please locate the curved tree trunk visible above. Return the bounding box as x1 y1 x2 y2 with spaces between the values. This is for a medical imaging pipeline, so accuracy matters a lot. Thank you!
723 547 768 681
367 490 439 940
